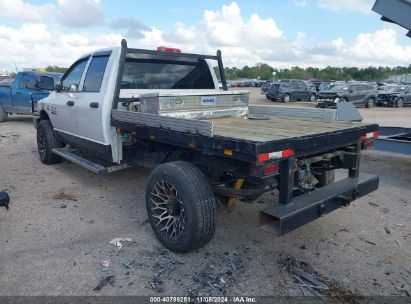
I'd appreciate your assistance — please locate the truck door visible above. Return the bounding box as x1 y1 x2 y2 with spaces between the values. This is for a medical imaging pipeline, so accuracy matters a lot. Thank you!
50 57 89 136
12 72 36 114
74 52 111 144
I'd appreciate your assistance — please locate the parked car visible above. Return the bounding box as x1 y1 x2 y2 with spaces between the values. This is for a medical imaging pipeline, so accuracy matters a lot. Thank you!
377 85 411 107
316 83 378 108
0 71 62 122
260 82 272 95
317 81 334 92
266 81 317 102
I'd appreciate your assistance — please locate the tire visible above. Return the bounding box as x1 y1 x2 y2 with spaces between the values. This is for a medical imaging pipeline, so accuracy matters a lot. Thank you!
310 94 317 102
283 94 290 103
340 98 348 103
316 170 335 187
0 104 8 122
265 94 270 100
365 97 375 108
146 161 217 253
37 120 63 165
396 98 404 108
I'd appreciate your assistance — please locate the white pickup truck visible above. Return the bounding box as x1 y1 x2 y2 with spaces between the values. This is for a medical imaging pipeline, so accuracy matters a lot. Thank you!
35 40 379 252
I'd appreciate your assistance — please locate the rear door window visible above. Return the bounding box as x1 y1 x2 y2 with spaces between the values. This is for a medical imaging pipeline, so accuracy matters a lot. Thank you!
83 55 110 92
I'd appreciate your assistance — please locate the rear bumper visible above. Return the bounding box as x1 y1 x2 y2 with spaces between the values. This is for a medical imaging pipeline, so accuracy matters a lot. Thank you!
259 173 379 235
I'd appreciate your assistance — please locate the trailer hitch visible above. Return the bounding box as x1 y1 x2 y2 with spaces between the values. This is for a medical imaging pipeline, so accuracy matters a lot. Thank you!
337 188 359 207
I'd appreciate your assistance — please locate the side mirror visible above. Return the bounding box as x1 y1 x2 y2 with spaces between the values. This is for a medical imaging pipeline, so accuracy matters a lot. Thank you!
69 83 79 92
37 76 55 90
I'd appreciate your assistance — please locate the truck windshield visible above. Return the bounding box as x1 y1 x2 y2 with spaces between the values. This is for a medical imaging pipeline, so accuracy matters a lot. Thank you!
121 58 215 90
329 84 348 91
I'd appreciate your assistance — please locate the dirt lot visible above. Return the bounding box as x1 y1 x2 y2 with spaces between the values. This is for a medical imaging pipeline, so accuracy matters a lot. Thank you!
0 95 410 299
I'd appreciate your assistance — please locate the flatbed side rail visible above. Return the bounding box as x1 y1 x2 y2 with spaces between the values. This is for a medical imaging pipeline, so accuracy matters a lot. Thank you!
111 109 214 137
249 105 337 121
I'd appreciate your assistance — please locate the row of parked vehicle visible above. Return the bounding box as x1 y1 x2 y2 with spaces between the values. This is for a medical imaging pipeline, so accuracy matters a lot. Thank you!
0 71 62 122
260 79 411 108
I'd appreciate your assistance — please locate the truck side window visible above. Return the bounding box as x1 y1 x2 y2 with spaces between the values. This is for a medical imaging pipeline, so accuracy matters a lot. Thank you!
83 56 109 92
19 73 36 89
61 58 88 92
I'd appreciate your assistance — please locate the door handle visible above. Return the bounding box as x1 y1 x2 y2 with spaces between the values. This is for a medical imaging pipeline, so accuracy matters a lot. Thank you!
89 102 99 108
66 100 75 106
15 92 22 95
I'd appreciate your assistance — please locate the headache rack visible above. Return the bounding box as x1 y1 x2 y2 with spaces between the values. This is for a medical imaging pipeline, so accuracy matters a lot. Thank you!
111 39 228 111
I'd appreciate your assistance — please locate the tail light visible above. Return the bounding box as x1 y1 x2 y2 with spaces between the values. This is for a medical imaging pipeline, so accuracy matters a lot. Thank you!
360 131 378 150
263 163 279 175
363 140 374 150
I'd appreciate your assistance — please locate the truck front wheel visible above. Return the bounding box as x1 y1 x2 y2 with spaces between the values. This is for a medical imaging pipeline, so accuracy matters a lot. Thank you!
0 104 8 122
37 120 63 165
146 161 217 253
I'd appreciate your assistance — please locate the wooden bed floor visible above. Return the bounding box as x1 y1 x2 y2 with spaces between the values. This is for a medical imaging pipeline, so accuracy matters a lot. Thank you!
211 115 367 142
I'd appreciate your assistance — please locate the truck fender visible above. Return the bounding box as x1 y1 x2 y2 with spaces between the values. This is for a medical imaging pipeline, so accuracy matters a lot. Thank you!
34 110 50 129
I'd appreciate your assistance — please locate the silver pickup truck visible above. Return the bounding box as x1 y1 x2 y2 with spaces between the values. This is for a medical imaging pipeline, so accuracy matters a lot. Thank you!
35 40 379 252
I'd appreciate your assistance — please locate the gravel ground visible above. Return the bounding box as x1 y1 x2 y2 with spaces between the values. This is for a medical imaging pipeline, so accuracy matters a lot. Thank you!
0 98 410 298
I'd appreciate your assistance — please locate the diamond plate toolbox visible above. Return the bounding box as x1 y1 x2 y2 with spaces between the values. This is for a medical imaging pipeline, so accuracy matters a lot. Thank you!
139 90 249 120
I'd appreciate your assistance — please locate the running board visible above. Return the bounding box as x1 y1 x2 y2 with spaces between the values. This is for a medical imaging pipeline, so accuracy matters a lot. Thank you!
259 173 379 235
52 148 128 175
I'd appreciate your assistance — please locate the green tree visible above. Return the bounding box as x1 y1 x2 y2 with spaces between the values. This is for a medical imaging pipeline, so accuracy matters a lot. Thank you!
45 66 68 73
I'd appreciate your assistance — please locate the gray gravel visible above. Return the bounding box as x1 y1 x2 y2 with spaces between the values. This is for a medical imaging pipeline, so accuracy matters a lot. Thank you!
0 113 410 297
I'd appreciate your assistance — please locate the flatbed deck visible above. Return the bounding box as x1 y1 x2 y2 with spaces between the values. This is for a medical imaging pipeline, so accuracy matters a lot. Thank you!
211 115 365 142
111 109 378 163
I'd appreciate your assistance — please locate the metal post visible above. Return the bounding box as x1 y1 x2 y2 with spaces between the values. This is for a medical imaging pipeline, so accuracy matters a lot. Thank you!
348 143 361 178
279 158 294 205
217 50 228 91
112 39 128 110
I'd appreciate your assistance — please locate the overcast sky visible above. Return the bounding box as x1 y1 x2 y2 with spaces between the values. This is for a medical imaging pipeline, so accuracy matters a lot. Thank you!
0 0 410 72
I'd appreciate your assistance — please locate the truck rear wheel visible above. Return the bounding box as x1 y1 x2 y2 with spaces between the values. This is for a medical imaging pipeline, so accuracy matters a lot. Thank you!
146 161 217 253
37 120 63 165
0 104 8 122
316 170 335 187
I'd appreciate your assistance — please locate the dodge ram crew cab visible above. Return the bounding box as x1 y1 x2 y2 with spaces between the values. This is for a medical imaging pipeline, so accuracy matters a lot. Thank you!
0 71 62 122
34 40 379 253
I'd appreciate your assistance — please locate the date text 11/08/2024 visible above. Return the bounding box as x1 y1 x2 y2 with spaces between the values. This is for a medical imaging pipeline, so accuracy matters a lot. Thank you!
149 296 257 303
